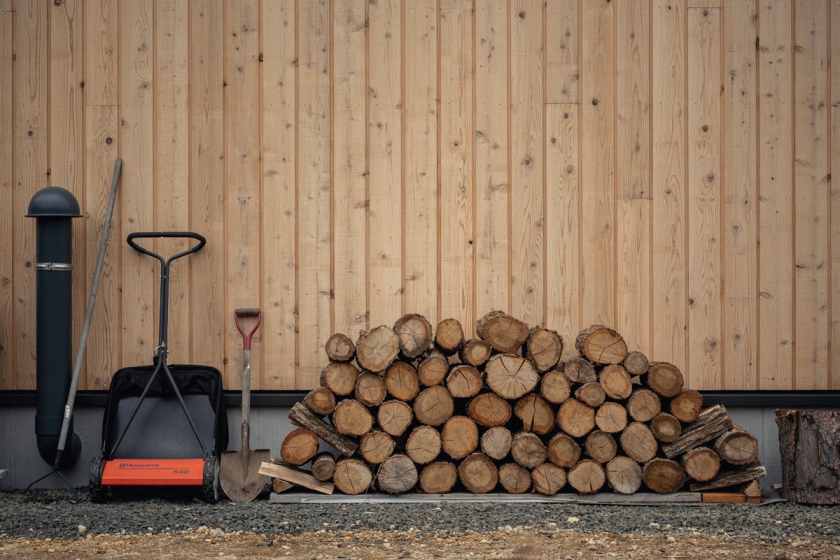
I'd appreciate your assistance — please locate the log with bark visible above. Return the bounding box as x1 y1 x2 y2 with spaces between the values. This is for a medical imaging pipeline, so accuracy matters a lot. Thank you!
418 350 449 386
333 458 373 495
413 385 455 427
525 326 564 372
510 431 547 468
435 318 464 354
623 351 650 375
378 454 418 494
332 399 374 436
626 388 661 422
575 325 628 365
575 382 606 408
459 339 492 368
467 392 512 428
311 452 336 482
377 400 414 437
480 426 513 461
557 398 596 438
620 422 658 464
540 370 571 404
670 389 703 422
532 463 567 495
356 326 400 372
288 402 358 457
325 333 356 362
600 364 632 400
484 354 540 399
595 402 628 433
419 462 458 494
355 371 387 407
564 357 597 384
476 310 530 353
714 425 758 466
446 364 484 398
650 412 682 443
681 446 720 482
547 433 581 468
280 428 320 466
585 430 618 464
646 362 684 398
384 361 421 401
393 313 433 359
320 362 359 396
606 456 643 495
661 404 734 458
567 459 606 494
458 453 499 494
514 394 556 434
405 425 442 465
359 430 396 464
775 409 840 504
303 387 337 416
499 463 531 494
441 416 479 460
688 461 767 492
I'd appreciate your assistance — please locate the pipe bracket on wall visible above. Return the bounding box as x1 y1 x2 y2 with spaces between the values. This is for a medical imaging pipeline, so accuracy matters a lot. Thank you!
35 263 73 272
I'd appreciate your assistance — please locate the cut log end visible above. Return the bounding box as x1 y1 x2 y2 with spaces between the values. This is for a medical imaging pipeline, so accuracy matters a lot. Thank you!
406 425 442 465
419 462 458 494
606 456 643 495
650 412 682 443
599 364 632 400
548 433 581 468
356 326 400 373
575 382 606 408
377 400 414 437
468 392 512 428
435 318 465 354
525 327 564 372
393 313 433 359
514 394 556 435
418 351 449 387
480 426 513 461
485 354 540 399
564 357 597 384
499 463 531 494
511 431 547 468
567 459 606 494
681 446 721 482
594 402 628 434
532 463 567 495
626 388 661 423
332 399 374 436
643 458 685 494
280 428 320 466
646 362 685 398
585 430 618 464
623 351 650 375
384 361 420 401
441 416 479 460
459 339 492 367
325 333 356 362
355 372 387 407
446 364 484 398
540 370 571 404
458 453 499 494
670 389 703 422
413 385 455 427
303 387 337 416
333 459 373 495
620 422 658 464
575 325 628 365
359 431 396 465
714 426 758 466
476 310 530 354
311 452 336 482
378 454 418 494
320 362 360 396
557 398 596 438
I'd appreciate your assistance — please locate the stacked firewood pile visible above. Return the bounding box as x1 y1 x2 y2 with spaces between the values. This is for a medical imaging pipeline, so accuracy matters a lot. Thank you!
274 311 766 496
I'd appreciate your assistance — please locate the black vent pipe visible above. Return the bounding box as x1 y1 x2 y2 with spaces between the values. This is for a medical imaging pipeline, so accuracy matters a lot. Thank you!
26 187 82 468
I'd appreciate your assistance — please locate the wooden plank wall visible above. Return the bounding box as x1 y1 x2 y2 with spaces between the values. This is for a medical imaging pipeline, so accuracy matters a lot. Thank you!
1 0 838 392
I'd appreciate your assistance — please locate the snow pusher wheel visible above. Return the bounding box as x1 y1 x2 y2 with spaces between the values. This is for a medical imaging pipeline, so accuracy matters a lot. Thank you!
202 456 220 503
89 456 107 503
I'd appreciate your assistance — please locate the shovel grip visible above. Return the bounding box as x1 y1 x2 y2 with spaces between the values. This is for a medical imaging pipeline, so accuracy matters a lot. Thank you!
235 309 261 350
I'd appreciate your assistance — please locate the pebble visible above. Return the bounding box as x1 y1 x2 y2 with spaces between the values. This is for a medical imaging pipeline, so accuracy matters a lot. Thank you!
567 517 579 524
77 525 86 533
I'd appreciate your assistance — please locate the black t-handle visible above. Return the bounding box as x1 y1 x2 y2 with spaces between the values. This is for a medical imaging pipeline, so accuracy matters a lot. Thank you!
127 231 206 264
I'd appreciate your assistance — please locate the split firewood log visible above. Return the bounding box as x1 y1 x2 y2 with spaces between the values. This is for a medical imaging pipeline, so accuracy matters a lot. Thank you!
511 431 547 468
540 370 571 404
355 372 387 407
564 357 597 384
605 456 643 495
303 387 336 416
646 362 684 398
514 394 556 435
446 364 484 398
418 350 449 387
467 392 512 428
480 426 513 461
567 459 606 494
575 325 627 365
333 458 373 495
320 362 359 396
557 398 596 438
620 421 658 464
669 389 703 422
642 458 685 494
623 350 650 375
288 402 358 457
525 326 564 372
393 313 433 359
681 446 720 482
650 412 681 443
458 453 499 494
626 388 661 422
435 318 464 354
359 431 395 465
499 463 531 494
332 399 374 436
384 361 420 401
585 430 617 464
485 354 540 399
441 416 479 460
280 428 320 466
413 385 455 427
378 454 418 494
356 326 400 373
476 310 530 353
575 382 606 408
325 333 356 362
547 433 581 468
272 479 294 493
661 404 733 459
459 339 493 368
405 425 442 465
688 461 767 492
599 364 632 400
419 462 458 494
532 463 567 495
595 402 628 433
377 400 414 437
713 425 758 465
311 452 336 482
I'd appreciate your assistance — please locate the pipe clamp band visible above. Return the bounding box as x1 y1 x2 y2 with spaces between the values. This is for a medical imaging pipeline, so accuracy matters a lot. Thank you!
36 262 73 271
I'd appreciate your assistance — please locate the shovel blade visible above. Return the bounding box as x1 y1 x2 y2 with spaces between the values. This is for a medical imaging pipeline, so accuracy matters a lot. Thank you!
219 448 271 502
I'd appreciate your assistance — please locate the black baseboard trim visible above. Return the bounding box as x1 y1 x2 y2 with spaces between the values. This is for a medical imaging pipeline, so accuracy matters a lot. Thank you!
1 390 838 409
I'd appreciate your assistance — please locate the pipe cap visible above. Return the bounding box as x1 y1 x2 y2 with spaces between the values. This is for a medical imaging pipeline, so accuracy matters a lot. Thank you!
26 187 82 218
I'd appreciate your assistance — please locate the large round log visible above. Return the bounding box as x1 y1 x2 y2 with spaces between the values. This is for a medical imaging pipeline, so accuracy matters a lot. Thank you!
595 402 628 434
378 454 418 494
435 318 464 355
620 421 658 464
514 394 556 435
599 364 632 400
557 398 595 438
646 362 684 398
476 310 530 353
540 370 571 404
623 350 650 375
643 458 685 494
467 392 512 428
303 387 337 416
511 431 547 468
359 430 395 465
480 426 512 460
393 313 433 359
413 385 455 427
280 428 319 466
419 462 458 494
459 339 492 368
377 400 413 437
532 463 567 495
441 416 479 460
418 350 449 386
325 333 356 362
585 430 617 464
575 325 627 365
333 458 373 495
356 326 400 373
311 452 336 482
332 399 374 436
575 382 606 408
485 354 540 399
458 453 498 494
670 389 703 422
714 426 758 466
355 371 387 407
525 326 564 372
446 364 484 398
320 362 359 396
681 446 720 482
651 412 682 443
606 456 643 494
405 425 442 465
564 357 597 384
499 463 531 494
384 361 420 401
567 459 606 494
626 388 661 422
547 433 581 468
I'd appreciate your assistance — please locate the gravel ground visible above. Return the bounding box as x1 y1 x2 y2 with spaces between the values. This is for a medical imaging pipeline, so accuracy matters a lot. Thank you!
0 488 837 544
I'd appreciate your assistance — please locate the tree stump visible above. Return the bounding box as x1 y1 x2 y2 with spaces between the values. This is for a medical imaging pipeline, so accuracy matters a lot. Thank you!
393 313 433 359
356 326 400 372
384 361 420 401
311 452 336 482
714 426 758 466
599 364 632 400
480 426 513 460
435 318 464 354
595 402 628 434
575 382 606 408
405 425 442 465
332 399 374 436
532 463 567 495
585 430 618 463
606 456 642 495
525 326 564 372
418 350 449 386
446 364 484 398
623 350 650 375
320 362 359 396
643 458 685 494
458 453 498 494
626 388 661 422
378 454 418 494
333 458 373 495
303 387 337 416
540 370 571 404
514 394 556 434
325 333 356 362
459 339 492 367
499 463 532 494
468 392 512 428
441 416 479 460
646 362 684 397
476 310 530 353
575 325 627 365
547 433 581 468
776 410 840 504
557 398 596 438
413 385 455 427
564 357 597 384
280 428 320 466
670 389 703 422
681 446 720 482
511 431 547 468
567 459 606 494
620 422 658 463
377 400 413 437
355 372 387 407
484 354 540 399
359 431 395 464
650 412 681 443
419 462 458 494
